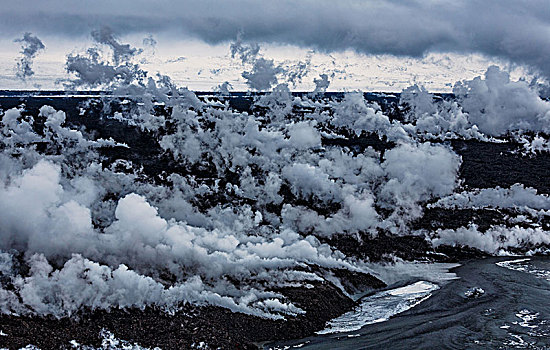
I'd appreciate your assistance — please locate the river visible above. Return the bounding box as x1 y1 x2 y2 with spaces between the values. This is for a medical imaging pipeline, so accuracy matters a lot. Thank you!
267 257 550 349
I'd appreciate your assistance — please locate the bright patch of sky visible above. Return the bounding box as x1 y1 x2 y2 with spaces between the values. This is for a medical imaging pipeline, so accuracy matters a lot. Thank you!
0 35 529 92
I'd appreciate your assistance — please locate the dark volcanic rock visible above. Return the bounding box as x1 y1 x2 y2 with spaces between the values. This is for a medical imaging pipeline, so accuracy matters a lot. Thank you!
434 244 489 262
323 232 432 262
412 207 507 232
452 139 550 194
328 268 387 295
321 132 394 155
0 281 358 350
414 207 550 233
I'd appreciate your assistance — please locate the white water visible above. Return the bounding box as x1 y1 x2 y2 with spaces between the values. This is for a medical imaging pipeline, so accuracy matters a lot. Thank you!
317 281 439 334
496 258 550 347
497 258 550 281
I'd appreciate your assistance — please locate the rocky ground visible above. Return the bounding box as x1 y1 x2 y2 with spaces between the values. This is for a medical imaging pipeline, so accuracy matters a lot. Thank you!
0 279 360 349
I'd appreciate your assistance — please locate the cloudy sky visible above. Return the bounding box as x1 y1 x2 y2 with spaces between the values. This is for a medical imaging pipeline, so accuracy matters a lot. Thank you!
0 0 546 91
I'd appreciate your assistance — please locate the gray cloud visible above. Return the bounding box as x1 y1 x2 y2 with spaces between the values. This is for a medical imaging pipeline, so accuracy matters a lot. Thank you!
91 26 141 65
13 32 45 80
2 1 550 77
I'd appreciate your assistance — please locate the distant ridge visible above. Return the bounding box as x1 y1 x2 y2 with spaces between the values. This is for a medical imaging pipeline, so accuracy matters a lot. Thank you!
0 89 454 100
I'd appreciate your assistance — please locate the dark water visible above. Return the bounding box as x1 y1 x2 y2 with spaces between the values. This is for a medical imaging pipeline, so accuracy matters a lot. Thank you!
267 257 550 349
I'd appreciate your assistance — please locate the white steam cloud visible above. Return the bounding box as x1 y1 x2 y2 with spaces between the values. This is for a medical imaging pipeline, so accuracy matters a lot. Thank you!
1 33 550 320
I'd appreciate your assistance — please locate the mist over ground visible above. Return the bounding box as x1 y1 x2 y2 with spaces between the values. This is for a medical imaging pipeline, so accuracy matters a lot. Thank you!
1 3 550 348
1 33 549 320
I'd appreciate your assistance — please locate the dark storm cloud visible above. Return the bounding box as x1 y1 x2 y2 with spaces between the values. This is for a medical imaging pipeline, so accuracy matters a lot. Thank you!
2 0 550 77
